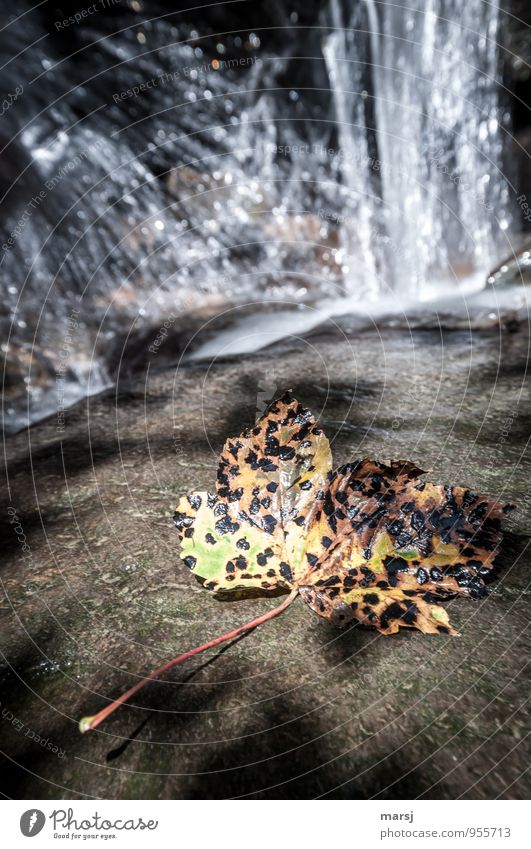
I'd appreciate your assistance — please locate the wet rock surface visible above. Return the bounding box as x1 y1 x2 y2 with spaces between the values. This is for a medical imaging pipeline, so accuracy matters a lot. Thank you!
1 325 529 799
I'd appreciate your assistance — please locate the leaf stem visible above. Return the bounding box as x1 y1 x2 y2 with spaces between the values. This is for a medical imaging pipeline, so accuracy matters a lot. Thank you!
79 589 298 733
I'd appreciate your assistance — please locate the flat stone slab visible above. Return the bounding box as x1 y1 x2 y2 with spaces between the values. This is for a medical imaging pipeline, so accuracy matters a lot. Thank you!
1 325 529 799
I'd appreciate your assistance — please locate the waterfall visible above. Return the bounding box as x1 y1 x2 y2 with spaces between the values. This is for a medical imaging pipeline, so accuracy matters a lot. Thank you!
1 0 516 432
323 0 383 298
323 0 512 297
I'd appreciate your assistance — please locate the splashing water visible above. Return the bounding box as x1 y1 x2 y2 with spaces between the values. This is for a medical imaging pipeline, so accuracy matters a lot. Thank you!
324 0 512 297
0 1 517 431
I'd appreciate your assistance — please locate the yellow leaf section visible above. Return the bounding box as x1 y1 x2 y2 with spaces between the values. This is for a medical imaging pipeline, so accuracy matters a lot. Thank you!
215 394 333 579
341 587 458 635
289 427 333 491
175 493 286 593
285 503 335 582
299 584 459 635
305 531 462 586
370 532 461 570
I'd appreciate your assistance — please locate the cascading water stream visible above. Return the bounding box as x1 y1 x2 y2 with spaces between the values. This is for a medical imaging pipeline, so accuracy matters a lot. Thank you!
323 0 383 298
323 0 512 297
0 0 519 432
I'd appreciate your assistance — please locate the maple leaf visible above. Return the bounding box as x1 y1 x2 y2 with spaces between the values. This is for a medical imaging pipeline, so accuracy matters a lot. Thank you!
79 393 511 733
175 392 510 636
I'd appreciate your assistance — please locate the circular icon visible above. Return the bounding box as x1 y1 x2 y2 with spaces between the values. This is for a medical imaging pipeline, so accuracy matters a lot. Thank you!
20 810 45 837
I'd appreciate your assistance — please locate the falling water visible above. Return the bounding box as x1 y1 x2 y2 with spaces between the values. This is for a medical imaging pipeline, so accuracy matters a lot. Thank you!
324 0 512 297
0 0 516 431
